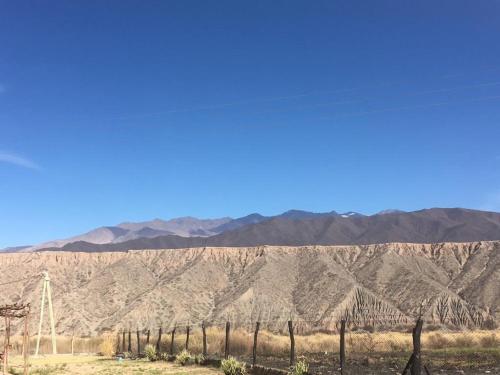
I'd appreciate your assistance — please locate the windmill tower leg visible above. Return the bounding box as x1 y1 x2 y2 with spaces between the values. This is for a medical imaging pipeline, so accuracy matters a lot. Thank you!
35 272 57 356
35 277 47 357
46 276 57 354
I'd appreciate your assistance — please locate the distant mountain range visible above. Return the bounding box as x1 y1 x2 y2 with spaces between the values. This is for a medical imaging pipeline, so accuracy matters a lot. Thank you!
3 207 499 253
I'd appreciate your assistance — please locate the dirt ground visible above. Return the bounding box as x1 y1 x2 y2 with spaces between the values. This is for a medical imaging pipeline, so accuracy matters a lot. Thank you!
245 350 500 375
7 355 223 375
6 351 500 375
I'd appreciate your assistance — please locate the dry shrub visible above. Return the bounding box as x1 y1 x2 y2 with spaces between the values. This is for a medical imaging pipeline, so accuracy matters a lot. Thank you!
258 330 289 357
453 334 476 348
426 333 451 349
99 334 116 357
297 332 337 354
479 334 498 348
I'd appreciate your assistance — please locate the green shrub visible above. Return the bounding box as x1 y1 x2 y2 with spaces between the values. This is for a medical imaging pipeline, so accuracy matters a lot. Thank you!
194 353 206 365
144 344 157 361
175 349 192 366
159 352 170 361
221 356 246 375
289 357 309 375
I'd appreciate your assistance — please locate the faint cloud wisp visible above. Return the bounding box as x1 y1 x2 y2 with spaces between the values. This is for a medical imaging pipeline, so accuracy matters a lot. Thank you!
0 151 41 170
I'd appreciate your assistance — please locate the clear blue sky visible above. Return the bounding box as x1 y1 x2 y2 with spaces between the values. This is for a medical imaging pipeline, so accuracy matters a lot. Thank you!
1 1 500 247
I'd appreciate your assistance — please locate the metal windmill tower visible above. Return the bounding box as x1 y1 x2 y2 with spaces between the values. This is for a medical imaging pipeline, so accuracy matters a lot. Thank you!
35 271 57 356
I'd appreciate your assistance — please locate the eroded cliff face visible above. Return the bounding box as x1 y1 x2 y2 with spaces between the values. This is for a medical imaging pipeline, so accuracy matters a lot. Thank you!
0 242 498 335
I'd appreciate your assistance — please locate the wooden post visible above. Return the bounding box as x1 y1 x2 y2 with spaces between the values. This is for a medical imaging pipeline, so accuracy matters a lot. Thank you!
146 330 150 345
115 332 120 354
252 321 260 366
128 330 132 352
401 354 415 375
136 329 141 355
411 319 423 375
288 320 295 366
156 327 162 353
4 316 10 375
122 331 126 353
23 311 30 375
340 319 346 375
202 321 207 357
185 325 190 350
224 322 230 359
72 333 75 355
170 327 176 355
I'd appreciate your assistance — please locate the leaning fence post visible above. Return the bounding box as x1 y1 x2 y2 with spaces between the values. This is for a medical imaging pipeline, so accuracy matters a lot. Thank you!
411 319 423 375
402 354 415 375
136 328 141 355
252 321 260 366
288 320 295 366
340 319 346 375
224 321 231 359
146 329 150 346
156 327 162 353
170 327 176 355
128 330 132 352
202 321 207 357
185 325 190 350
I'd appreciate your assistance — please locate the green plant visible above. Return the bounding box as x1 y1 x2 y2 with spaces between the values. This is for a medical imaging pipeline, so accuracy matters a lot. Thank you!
159 352 170 361
289 357 309 375
144 344 157 361
175 349 192 366
194 353 206 365
221 356 246 375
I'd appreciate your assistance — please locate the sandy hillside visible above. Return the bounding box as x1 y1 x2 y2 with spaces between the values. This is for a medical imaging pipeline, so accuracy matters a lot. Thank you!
0 241 498 335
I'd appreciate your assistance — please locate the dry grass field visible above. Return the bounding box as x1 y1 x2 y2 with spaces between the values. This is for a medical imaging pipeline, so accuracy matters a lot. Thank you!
8 355 222 375
11 328 500 356
5 328 498 374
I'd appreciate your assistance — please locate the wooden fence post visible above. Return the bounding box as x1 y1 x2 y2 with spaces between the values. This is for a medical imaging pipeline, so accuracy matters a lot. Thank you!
402 354 415 375
411 319 423 375
288 320 295 367
252 321 260 366
170 327 176 355
186 325 190 350
224 322 230 359
128 330 132 353
116 332 120 354
339 319 346 375
156 327 162 353
23 311 30 375
146 330 150 346
4 316 11 375
122 331 126 353
202 321 207 357
137 329 141 355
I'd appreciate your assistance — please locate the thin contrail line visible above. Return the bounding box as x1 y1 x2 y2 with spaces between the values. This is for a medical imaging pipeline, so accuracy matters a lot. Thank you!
328 95 500 119
110 80 500 121
108 82 403 121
